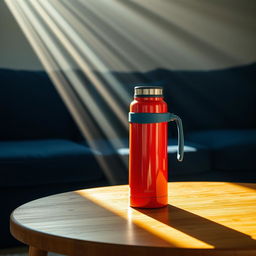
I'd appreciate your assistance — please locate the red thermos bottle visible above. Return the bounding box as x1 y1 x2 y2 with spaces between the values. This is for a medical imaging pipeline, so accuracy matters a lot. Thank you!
129 86 184 208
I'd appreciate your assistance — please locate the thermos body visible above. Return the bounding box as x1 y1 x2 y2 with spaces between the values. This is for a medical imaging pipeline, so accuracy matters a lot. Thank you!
129 86 184 208
129 89 168 208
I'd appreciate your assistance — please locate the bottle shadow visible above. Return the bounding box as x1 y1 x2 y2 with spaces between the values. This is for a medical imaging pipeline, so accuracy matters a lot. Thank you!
137 204 256 249
235 183 256 191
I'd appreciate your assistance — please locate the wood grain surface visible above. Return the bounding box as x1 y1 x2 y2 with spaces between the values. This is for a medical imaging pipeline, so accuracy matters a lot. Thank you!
10 182 256 256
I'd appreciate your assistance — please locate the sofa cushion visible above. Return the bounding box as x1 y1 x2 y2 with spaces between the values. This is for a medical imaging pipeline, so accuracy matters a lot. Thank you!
0 69 80 140
0 139 103 187
186 129 256 171
115 138 211 178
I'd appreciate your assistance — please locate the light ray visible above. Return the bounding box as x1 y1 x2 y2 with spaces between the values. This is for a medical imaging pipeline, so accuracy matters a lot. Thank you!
61 0 141 74
29 0 128 128
47 0 131 106
6 0 127 184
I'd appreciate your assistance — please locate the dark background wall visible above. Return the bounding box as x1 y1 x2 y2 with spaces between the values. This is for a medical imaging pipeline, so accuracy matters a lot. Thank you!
0 0 42 70
0 0 255 71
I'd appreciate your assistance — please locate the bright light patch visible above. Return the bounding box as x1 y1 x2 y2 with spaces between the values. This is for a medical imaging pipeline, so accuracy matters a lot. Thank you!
117 145 197 155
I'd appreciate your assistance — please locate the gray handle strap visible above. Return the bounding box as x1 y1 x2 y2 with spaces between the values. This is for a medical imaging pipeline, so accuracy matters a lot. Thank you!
128 112 184 162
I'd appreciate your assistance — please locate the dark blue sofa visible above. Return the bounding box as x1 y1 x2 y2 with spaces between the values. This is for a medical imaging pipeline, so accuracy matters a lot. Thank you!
0 69 107 247
0 63 255 247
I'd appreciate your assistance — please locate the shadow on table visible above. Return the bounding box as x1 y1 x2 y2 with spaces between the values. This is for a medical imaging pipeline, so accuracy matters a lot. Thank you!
73 192 173 247
234 183 256 191
137 205 256 249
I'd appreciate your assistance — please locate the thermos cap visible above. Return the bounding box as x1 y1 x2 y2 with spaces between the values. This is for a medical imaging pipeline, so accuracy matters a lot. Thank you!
134 86 163 97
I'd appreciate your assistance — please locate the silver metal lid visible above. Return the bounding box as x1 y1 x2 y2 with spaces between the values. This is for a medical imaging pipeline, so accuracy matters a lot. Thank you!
134 86 163 97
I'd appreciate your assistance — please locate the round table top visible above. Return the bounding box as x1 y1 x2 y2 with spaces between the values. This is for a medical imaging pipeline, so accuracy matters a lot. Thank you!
11 182 256 256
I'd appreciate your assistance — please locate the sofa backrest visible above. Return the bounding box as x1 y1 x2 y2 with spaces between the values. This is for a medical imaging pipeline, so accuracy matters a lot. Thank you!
123 63 256 133
0 69 81 141
165 63 256 132
1 64 255 141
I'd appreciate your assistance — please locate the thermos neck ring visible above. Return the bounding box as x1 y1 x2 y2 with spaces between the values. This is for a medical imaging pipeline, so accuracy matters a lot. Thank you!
134 86 163 97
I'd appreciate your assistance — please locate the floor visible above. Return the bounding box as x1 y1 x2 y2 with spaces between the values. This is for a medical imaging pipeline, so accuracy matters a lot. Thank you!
0 247 61 256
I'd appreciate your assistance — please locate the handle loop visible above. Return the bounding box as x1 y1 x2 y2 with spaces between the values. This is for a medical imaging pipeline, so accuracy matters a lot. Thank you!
128 112 184 162
171 114 184 162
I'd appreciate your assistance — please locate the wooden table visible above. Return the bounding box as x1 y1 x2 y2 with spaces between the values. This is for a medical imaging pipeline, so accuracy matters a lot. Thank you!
10 182 256 256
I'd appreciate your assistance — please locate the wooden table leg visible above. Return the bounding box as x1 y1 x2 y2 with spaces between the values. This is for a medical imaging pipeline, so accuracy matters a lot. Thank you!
29 246 48 256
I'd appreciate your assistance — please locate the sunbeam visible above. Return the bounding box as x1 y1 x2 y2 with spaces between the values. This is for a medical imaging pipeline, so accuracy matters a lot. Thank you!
5 0 128 184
